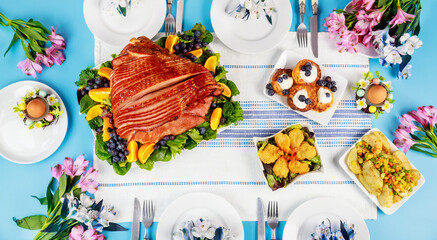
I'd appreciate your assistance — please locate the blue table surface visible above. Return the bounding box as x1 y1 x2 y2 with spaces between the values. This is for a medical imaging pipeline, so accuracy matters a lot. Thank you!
1 0 436 239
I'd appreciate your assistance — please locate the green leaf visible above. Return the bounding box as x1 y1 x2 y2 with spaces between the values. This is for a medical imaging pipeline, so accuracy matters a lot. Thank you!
95 134 112 160
31 195 48 205
46 178 54 213
20 39 34 61
4 32 19 56
156 37 166 48
222 102 234 118
57 173 67 201
13 215 47 230
197 121 217 140
191 23 213 44
79 94 96 114
219 79 240 96
60 197 69 219
41 222 59 232
184 138 199 150
214 66 228 81
166 134 188 157
100 60 113 69
112 162 131 175
88 116 103 130
76 67 98 87
222 101 243 127
187 128 203 144
309 155 321 165
149 146 172 162
136 159 154 170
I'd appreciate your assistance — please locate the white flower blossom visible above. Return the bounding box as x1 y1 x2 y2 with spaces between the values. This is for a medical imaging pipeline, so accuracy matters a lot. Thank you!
47 94 58 106
382 100 393 112
356 98 367 110
398 64 412 79
382 45 402 65
358 79 370 89
398 35 423 55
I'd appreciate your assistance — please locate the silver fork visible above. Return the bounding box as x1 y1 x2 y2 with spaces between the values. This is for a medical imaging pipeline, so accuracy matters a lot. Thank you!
142 200 154 240
267 201 278 240
164 0 176 36
297 0 308 48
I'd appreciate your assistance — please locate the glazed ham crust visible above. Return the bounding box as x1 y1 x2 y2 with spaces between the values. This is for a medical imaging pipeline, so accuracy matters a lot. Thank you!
110 36 222 144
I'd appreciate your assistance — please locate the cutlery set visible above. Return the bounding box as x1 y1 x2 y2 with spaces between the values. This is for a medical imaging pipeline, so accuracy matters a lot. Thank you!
258 198 279 240
132 198 155 240
297 0 318 58
165 0 184 36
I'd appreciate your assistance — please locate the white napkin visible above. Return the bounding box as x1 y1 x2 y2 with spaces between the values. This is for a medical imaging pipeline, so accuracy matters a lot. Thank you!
93 32 377 222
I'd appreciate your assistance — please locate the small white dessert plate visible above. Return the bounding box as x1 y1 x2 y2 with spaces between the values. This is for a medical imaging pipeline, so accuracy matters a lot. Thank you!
156 192 244 240
283 197 370 240
0 81 68 164
264 50 347 125
83 0 166 47
211 0 292 54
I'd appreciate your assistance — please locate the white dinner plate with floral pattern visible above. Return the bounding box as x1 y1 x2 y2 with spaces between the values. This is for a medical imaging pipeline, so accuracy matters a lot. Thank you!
0 81 68 164
83 0 166 47
156 192 244 240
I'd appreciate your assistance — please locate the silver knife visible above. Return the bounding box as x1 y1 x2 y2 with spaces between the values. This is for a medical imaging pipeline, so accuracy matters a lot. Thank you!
131 198 140 240
257 197 265 240
176 0 184 33
310 0 319 58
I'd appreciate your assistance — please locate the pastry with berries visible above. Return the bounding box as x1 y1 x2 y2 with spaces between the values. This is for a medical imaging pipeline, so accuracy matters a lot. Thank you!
287 84 317 112
266 68 293 96
292 60 321 86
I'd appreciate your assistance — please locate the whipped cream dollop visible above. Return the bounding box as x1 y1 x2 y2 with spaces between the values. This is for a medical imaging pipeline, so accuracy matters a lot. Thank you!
292 89 309 109
278 74 293 89
299 64 318 83
317 88 332 104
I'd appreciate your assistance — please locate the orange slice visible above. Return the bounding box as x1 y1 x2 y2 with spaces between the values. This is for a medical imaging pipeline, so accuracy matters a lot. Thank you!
89 88 111 103
138 143 155 164
205 56 217 73
126 141 139 163
98 67 112 80
86 104 104 121
165 35 179 54
218 82 231 98
102 117 113 142
188 48 203 58
210 107 222 130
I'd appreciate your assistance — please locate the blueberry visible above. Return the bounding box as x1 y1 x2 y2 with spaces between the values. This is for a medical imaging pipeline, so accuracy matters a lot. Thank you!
188 42 194 48
202 42 208 47
118 152 125 158
325 76 332 82
321 80 327 86
93 85 99 89
326 82 333 88
325 92 331 98
85 86 91 91
317 80 324 86
163 135 170 141
80 89 87 96
282 74 289 80
96 127 103 134
160 139 167 146
277 76 283 83
116 135 122 141
191 55 198 61
195 37 201 43
109 139 114 144
305 65 312 71
169 135 175 140
116 144 123 150
211 102 217 108
305 98 312 104
267 89 275 96
110 132 115 138
300 66 306 71
106 142 111 147
305 71 311 77
154 144 161 150
220 117 227 124
119 157 126 162
198 127 206 135
87 79 95 86
173 44 180 51
108 142 114 148
210 71 215 76
188 36 194 41
298 95 306 102
266 83 273 90
123 141 128 147
194 43 202 49
182 49 187 53
107 127 113 132
103 83 110 88
194 30 201 37
113 156 119 162
182 35 190 41
95 78 102 85
282 89 289 95
206 49 213 54
305 62 311 67
109 118 114 124
180 43 187 49
331 81 336 86
331 86 337 92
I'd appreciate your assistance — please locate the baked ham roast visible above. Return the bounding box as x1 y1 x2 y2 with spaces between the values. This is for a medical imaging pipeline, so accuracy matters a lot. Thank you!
110 36 222 144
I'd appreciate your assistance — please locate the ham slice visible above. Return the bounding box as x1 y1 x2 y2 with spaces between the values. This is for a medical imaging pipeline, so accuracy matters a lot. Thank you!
110 36 222 144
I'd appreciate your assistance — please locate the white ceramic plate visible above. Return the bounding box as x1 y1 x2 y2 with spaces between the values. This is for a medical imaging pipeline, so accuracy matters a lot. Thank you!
252 123 323 191
0 81 68 164
211 0 292 54
338 128 425 215
283 197 370 240
156 192 244 240
264 50 347 125
83 0 166 47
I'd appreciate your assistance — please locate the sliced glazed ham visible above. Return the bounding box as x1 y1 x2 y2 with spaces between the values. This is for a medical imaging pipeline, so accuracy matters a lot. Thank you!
110 36 222 144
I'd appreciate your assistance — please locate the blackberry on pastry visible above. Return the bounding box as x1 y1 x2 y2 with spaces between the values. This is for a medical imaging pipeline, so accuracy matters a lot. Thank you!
292 60 321 86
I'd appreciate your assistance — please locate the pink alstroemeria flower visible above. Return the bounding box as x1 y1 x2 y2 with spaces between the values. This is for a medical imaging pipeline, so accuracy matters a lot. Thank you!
408 109 429 129
393 128 416 154
35 53 53 68
418 106 437 129
398 114 420 134
63 154 90 177
389 5 415 27
46 45 65 65
17 59 42 79
351 0 375 10
355 10 371 35
50 164 64 181
323 12 347 39
79 167 99 194
368 8 385 28
336 30 359 52
69 225 98 240
49 27 65 50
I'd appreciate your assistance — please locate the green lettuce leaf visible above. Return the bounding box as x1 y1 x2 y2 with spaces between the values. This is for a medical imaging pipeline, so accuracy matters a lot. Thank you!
167 134 188 157
88 117 103 130
112 162 131 175
79 95 96 114
95 134 111 160
76 67 98 87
